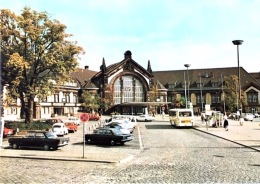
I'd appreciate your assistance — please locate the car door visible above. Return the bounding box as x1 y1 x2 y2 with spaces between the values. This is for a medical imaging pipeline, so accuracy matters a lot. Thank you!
93 129 111 143
33 132 46 147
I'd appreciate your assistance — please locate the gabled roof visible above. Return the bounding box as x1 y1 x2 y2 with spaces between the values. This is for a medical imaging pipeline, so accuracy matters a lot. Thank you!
249 72 260 84
153 67 260 90
70 68 97 87
84 80 99 89
156 80 167 91
92 51 153 80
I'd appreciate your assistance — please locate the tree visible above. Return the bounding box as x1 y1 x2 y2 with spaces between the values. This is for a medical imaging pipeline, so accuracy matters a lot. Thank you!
80 91 100 113
0 8 84 123
224 75 245 112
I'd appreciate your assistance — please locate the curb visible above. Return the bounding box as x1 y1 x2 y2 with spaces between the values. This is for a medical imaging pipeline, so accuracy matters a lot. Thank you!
193 127 260 152
0 155 117 163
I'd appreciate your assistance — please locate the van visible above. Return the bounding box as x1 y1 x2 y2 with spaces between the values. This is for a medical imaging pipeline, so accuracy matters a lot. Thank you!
169 109 194 127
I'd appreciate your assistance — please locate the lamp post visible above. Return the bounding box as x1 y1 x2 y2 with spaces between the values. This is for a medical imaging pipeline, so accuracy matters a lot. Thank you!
232 40 243 119
184 64 191 108
199 73 203 113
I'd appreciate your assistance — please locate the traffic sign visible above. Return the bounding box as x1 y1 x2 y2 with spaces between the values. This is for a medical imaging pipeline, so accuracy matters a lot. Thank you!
80 113 89 123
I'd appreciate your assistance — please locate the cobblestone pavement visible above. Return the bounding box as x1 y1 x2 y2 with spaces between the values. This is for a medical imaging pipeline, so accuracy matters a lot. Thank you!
0 118 259 183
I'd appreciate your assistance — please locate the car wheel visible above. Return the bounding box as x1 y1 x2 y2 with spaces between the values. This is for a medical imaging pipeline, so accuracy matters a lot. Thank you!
12 143 19 149
52 146 58 150
110 140 115 146
43 144 50 151
87 139 92 144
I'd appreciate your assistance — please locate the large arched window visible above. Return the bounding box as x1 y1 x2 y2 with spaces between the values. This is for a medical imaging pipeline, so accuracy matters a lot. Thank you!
113 75 144 104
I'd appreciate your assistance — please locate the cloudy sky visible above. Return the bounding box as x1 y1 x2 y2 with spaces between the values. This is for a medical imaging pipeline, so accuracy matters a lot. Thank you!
1 0 260 72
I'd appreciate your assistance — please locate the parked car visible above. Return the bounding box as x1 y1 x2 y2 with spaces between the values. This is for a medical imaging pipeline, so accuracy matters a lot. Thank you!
108 119 135 133
65 122 78 133
85 128 133 146
111 115 137 127
52 123 69 136
102 124 131 135
67 117 81 125
89 113 100 121
244 113 254 121
45 118 64 125
3 126 14 138
136 114 155 122
8 131 69 151
254 113 260 118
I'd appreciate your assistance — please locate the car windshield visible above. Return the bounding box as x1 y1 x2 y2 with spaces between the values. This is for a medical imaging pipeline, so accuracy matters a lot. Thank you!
112 129 122 135
53 125 61 128
69 118 77 120
46 132 58 138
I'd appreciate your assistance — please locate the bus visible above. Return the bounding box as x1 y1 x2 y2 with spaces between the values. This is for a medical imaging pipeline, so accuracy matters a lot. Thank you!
169 109 194 127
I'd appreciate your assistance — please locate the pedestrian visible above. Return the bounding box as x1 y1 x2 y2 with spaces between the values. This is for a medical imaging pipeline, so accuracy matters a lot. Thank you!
223 118 229 131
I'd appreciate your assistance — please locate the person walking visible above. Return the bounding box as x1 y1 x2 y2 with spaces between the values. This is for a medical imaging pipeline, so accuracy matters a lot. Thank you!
223 115 229 131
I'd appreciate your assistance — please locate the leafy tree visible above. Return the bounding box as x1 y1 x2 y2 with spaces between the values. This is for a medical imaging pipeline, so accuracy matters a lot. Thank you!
80 91 100 113
1 8 84 123
224 75 245 112
173 95 186 108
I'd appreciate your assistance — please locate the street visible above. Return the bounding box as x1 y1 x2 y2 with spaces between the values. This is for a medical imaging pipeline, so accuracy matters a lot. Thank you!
0 119 259 183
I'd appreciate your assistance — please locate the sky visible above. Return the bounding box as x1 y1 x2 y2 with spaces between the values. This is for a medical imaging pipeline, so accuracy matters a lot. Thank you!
1 0 260 73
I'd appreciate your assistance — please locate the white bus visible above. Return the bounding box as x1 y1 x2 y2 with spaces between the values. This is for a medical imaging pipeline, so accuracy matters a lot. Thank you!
169 109 194 127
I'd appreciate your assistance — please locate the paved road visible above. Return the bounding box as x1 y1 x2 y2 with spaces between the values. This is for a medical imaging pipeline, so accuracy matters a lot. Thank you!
0 119 259 183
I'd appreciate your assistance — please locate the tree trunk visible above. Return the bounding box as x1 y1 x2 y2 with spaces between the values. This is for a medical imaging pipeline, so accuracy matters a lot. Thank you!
19 92 26 119
24 96 34 123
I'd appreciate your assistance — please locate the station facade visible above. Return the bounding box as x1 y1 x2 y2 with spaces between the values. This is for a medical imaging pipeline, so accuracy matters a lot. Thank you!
2 50 260 119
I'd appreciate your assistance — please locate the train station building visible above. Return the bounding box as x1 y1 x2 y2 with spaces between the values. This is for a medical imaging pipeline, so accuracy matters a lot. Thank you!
3 50 260 119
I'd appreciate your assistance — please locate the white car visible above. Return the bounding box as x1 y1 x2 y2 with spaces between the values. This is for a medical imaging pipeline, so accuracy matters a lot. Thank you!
67 117 81 125
108 119 135 133
102 124 131 135
244 113 254 121
254 113 260 118
52 123 69 136
136 114 155 122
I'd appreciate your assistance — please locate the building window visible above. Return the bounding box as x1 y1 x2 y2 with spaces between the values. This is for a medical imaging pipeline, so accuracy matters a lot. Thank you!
135 79 143 102
247 92 258 103
113 75 144 104
212 82 219 87
212 93 221 103
64 93 70 103
123 76 134 103
196 95 205 103
43 107 49 114
196 82 203 88
168 84 176 89
73 94 77 103
114 78 122 104
54 94 59 102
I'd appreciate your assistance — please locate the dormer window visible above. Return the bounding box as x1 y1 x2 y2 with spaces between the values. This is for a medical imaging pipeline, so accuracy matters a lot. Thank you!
168 84 176 88
212 82 219 87
196 82 203 88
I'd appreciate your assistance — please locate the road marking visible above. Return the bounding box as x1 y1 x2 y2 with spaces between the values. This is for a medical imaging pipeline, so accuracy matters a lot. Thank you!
137 126 144 150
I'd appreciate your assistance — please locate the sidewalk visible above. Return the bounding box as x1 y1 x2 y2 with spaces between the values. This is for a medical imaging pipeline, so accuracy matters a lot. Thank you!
193 116 260 152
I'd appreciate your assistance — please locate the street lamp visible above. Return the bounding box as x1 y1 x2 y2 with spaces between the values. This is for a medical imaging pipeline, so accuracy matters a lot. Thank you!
184 64 191 108
232 40 243 118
